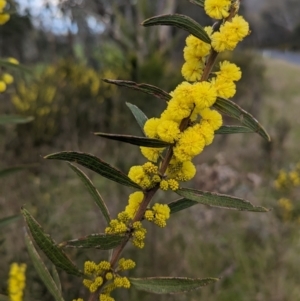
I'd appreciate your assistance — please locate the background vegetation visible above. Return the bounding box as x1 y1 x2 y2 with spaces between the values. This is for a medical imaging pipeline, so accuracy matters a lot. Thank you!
1 0 300 300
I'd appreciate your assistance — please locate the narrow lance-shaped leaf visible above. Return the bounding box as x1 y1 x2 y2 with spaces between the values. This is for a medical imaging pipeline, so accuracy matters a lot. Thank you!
130 277 219 294
126 102 148 135
24 230 65 301
22 208 82 276
189 0 204 7
213 97 271 141
215 125 253 135
94 132 171 148
0 115 33 125
44 151 141 190
58 233 126 250
68 163 111 224
176 188 269 212
142 14 211 44
168 198 198 214
51 265 62 295
104 79 171 102
0 214 20 228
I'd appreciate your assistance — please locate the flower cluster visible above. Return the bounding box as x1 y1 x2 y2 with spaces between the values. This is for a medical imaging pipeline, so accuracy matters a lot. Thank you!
144 203 171 228
80 259 135 301
0 57 18 93
0 0 10 25
274 164 300 190
8 263 27 301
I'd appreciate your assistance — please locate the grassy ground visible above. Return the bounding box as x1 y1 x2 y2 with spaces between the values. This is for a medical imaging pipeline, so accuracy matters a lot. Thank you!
1 55 300 300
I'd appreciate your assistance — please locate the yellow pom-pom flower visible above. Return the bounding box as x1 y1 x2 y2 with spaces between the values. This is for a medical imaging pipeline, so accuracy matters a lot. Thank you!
167 160 196 181
157 119 180 143
193 81 217 110
99 294 115 301
128 165 152 189
118 258 136 270
199 108 223 131
0 13 10 25
2 73 14 84
181 60 203 82
195 120 215 145
152 203 171 228
144 118 160 138
211 76 236 99
8 263 27 301
0 0 7 12
159 179 169 191
140 147 164 163
204 0 231 20
216 61 242 82
227 15 250 42
125 191 144 218
7 57 19 65
173 126 205 162
185 35 211 58
0 80 7 92
167 179 179 191
144 209 154 221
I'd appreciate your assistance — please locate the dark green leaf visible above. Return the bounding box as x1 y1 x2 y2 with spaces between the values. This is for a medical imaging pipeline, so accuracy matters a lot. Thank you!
142 14 211 44
126 102 148 135
0 295 9 301
22 208 82 276
68 163 111 224
103 79 171 101
94 132 171 148
215 125 253 134
0 214 20 228
25 230 65 301
130 277 218 294
168 198 198 214
176 188 269 212
213 97 270 141
44 151 141 190
58 233 126 250
189 0 204 7
0 115 33 125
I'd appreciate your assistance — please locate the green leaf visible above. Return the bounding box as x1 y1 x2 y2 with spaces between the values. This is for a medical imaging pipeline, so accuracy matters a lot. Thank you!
51 265 62 294
68 163 111 224
44 151 141 190
130 277 218 294
176 188 269 212
213 97 271 141
58 233 126 250
126 102 148 135
22 208 82 276
104 79 171 101
215 125 253 135
25 230 65 301
0 58 31 73
0 214 20 228
189 0 204 7
94 132 171 148
142 14 211 44
0 295 9 301
0 165 31 178
0 115 33 125
168 198 198 214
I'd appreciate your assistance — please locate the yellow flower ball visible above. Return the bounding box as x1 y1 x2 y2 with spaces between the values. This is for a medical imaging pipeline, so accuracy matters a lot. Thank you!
204 0 231 20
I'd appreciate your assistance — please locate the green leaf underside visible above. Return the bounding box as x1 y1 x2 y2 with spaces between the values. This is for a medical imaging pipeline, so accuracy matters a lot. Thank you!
0 214 20 228
168 198 198 214
126 102 148 135
68 163 111 224
104 79 171 101
0 295 9 301
44 151 141 190
25 231 65 301
94 132 171 148
130 277 218 294
213 98 270 141
0 115 33 125
22 208 82 276
142 14 211 44
176 188 269 212
215 125 253 134
58 233 125 250
189 0 204 7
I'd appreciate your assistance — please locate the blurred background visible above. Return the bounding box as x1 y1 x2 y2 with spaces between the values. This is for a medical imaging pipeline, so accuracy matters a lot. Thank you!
1 0 300 300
